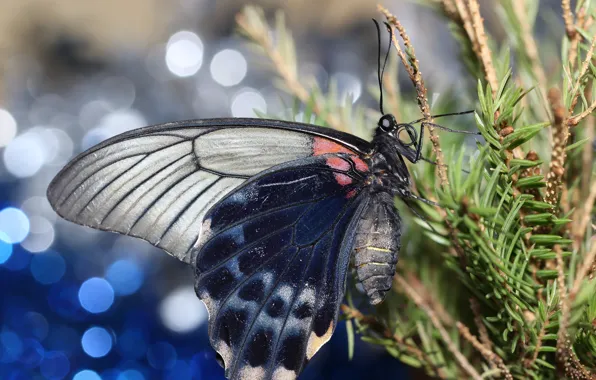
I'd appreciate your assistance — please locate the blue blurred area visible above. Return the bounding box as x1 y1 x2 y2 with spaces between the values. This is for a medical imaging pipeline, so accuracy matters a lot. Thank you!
0 227 408 379
0 2 417 378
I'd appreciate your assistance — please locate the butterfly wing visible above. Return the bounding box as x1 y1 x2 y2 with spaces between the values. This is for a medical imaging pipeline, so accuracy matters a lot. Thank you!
194 153 369 380
46 118 371 264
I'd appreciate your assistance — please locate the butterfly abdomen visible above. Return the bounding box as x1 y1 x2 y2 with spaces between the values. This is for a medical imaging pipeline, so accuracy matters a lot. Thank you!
352 192 401 305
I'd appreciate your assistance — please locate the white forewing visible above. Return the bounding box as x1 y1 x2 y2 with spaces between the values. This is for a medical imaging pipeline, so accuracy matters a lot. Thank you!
47 124 318 264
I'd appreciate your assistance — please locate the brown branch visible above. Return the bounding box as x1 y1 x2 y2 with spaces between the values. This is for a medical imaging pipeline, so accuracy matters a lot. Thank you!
562 0 576 40
394 274 483 380
467 0 498 97
568 99 596 127
454 0 480 55
469 298 492 350
555 244 570 353
581 84 594 199
545 88 569 206
525 314 550 369
407 272 454 327
439 0 460 22
378 5 449 188
457 322 513 380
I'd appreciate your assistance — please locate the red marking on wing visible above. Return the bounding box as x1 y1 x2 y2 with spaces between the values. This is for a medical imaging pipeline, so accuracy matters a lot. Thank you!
352 157 368 172
334 173 353 186
312 137 369 173
326 156 351 171
346 189 358 199
313 137 353 155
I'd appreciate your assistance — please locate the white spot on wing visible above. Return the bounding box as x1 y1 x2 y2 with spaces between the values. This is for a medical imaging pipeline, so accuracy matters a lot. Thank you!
277 285 293 302
273 366 297 380
239 365 265 380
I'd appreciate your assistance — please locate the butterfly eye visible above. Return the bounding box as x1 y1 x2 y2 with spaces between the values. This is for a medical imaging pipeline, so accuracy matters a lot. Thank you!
396 124 418 147
378 114 396 132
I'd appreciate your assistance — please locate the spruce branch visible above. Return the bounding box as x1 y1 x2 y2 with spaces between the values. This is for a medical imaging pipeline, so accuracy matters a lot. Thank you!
236 3 596 378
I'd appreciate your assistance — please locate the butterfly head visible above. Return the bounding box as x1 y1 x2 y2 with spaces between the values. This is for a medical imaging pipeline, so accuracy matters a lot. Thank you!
376 114 419 149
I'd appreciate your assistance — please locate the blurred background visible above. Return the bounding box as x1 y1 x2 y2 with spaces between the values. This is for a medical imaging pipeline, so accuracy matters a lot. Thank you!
0 0 563 379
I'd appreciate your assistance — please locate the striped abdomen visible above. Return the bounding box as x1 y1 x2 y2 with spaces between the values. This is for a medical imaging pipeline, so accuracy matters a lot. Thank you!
352 192 401 305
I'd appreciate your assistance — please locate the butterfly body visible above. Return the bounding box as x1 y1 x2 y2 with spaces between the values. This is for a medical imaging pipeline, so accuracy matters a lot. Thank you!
352 191 401 305
47 117 418 380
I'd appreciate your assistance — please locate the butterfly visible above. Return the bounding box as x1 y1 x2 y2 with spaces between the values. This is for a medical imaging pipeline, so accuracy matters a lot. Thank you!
46 21 477 380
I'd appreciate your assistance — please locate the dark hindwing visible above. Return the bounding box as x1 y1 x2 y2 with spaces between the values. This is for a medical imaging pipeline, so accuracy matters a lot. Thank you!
194 155 368 380
46 118 372 265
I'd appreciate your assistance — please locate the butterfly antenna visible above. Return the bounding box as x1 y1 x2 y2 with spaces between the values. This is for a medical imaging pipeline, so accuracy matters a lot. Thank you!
404 200 439 234
409 110 475 124
408 194 441 208
373 19 393 115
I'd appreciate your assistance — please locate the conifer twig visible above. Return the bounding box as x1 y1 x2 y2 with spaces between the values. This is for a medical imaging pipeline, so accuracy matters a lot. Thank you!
467 0 498 98
545 88 569 206
453 0 480 55
236 8 344 132
456 322 513 380
511 0 549 115
567 35 596 121
562 0 576 41
469 298 492 350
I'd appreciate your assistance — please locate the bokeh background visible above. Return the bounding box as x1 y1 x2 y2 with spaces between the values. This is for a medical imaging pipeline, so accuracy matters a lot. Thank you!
0 0 562 379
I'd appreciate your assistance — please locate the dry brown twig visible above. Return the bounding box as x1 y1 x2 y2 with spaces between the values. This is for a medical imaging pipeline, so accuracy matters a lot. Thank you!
466 0 498 98
456 322 513 380
394 274 483 380
545 88 569 206
377 4 449 188
469 298 492 351
580 83 594 200
453 0 480 56
406 272 454 326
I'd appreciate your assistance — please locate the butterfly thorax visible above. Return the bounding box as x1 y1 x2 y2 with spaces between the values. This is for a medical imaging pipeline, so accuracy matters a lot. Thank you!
368 133 412 198
352 191 401 305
